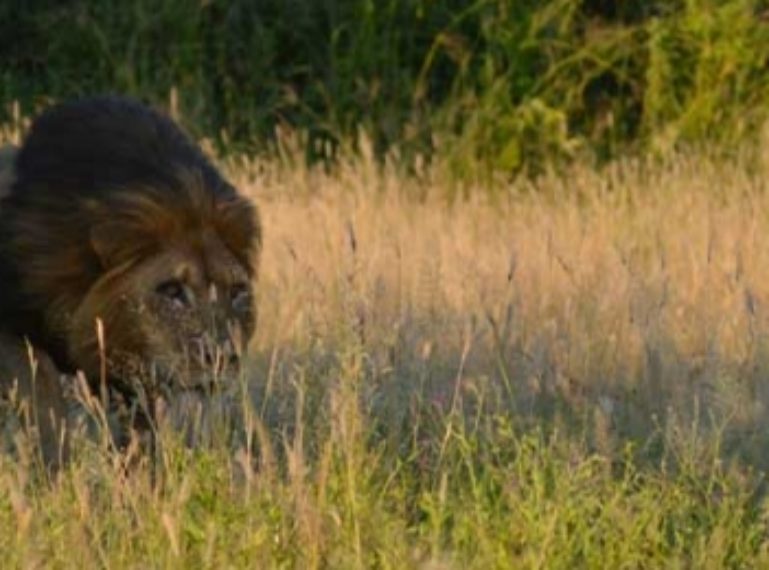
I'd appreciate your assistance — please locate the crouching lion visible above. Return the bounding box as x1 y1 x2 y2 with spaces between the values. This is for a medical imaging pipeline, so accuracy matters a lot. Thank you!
0 95 262 468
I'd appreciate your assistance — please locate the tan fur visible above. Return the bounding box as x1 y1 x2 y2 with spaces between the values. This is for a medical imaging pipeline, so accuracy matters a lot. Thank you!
0 333 69 468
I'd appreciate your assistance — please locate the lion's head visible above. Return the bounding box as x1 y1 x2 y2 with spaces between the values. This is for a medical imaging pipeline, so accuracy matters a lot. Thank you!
0 96 261 399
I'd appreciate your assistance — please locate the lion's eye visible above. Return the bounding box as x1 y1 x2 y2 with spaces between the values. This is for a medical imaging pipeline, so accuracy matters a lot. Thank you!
230 282 251 308
156 279 190 307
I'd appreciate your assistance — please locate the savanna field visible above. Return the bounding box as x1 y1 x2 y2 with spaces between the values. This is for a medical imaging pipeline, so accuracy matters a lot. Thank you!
5 1 769 567
1 142 769 567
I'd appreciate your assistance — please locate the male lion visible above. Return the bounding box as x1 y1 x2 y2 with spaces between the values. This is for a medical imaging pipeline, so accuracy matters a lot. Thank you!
0 95 261 467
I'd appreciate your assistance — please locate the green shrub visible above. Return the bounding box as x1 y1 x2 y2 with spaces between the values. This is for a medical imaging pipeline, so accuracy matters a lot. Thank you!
1 1 768 176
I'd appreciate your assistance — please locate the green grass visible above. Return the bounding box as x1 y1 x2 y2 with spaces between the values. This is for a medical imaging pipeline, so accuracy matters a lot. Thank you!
4 421 767 568
4 145 769 567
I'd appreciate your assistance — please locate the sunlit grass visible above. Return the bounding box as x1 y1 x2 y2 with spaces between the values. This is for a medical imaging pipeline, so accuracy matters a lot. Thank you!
4 142 769 567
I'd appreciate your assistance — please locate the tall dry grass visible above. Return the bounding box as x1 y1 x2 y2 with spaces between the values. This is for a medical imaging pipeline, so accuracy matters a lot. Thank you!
3 139 769 565
240 141 769 467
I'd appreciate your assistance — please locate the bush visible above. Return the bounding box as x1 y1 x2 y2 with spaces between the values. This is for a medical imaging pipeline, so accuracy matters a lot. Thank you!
1 1 768 176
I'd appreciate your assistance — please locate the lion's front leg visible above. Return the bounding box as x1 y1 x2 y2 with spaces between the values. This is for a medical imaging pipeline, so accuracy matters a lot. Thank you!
0 333 69 471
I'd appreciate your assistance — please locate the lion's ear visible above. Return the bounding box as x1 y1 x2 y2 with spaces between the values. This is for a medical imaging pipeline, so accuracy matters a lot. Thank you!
90 221 146 269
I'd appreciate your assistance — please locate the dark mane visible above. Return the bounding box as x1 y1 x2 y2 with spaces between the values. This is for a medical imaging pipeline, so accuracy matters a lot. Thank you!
0 95 260 372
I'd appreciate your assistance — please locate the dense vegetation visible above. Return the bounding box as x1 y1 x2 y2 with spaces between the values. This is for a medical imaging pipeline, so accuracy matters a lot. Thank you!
2 0 769 175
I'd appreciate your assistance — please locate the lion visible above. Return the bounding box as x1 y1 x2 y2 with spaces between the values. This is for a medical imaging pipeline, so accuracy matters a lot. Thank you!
0 95 262 468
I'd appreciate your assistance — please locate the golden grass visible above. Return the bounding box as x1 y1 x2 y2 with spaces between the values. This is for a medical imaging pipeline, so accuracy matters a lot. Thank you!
3 134 769 566
235 146 769 467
